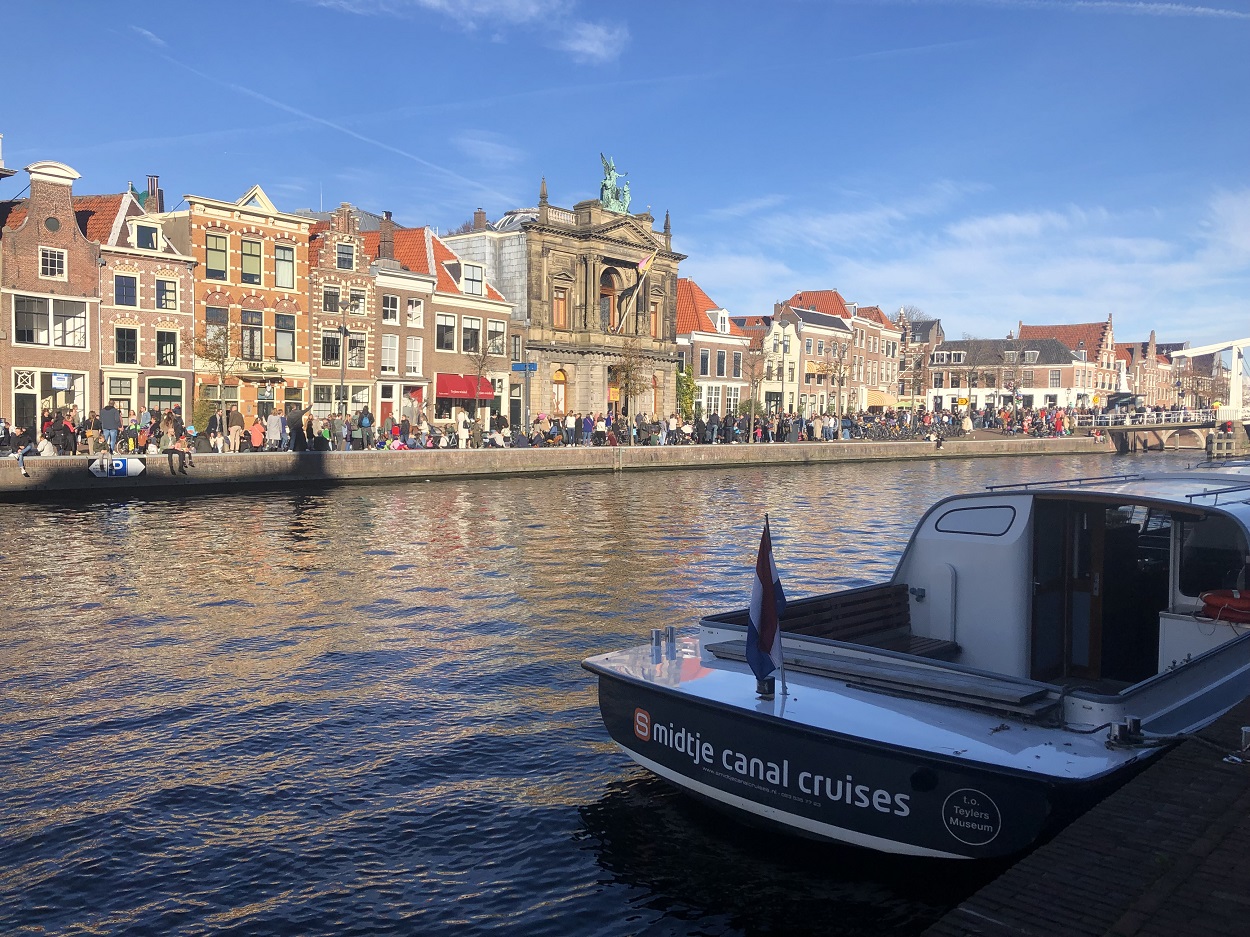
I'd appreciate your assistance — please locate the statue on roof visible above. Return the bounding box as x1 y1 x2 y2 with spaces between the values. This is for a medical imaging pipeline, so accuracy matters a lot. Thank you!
599 154 631 214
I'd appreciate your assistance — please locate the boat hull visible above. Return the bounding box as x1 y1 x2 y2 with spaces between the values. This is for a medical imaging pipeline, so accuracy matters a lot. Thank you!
595 672 1122 860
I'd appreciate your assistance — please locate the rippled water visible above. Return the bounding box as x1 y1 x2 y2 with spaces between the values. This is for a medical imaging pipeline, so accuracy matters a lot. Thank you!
0 451 1191 936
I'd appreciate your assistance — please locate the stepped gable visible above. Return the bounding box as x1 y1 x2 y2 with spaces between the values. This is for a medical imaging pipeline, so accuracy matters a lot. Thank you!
1019 320 1109 356
677 278 742 334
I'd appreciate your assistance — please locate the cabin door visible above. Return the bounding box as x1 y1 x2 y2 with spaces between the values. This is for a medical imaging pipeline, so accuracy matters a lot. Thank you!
1031 500 1104 681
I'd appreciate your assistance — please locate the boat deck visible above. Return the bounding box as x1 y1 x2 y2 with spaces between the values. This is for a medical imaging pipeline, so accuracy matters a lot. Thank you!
925 693 1250 937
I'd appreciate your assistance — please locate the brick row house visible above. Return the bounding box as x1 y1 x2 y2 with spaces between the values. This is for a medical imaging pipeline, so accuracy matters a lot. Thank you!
894 311 944 409
927 337 1091 412
308 202 513 424
1116 331 1178 407
163 185 313 422
675 278 750 418
1017 315 1118 408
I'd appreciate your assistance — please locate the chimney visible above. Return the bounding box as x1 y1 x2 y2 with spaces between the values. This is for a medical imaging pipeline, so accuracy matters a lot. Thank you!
379 210 394 261
144 174 163 212
473 208 487 232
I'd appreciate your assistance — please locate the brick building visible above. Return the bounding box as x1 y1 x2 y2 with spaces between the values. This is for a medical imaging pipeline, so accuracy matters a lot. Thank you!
308 203 375 417
0 161 101 432
164 185 312 421
676 278 750 418
1018 315 1117 407
927 337 1087 412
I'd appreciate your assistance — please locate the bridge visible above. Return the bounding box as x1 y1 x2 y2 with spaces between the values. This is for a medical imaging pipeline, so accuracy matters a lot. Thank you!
1072 408 1244 452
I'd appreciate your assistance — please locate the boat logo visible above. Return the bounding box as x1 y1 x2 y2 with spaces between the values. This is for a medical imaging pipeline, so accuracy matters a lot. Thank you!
942 788 1002 846
633 708 650 741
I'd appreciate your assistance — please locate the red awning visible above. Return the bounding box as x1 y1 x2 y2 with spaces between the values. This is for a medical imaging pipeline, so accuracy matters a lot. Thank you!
435 374 495 399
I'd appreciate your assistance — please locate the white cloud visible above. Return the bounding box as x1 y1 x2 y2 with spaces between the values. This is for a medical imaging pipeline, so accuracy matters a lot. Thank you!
684 187 1250 346
548 21 631 64
129 25 167 47
453 130 524 170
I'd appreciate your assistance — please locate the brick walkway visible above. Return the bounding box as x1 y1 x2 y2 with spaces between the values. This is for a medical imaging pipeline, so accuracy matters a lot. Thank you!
925 699 1250 937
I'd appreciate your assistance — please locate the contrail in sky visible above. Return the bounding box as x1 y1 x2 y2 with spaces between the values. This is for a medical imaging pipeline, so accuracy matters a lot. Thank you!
868 0 1250 19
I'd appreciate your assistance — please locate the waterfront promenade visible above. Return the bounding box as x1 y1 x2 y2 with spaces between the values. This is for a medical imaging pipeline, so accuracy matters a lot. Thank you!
0 435 1106 499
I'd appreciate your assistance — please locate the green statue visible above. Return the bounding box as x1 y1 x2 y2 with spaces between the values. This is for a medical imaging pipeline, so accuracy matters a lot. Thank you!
599 153 632 214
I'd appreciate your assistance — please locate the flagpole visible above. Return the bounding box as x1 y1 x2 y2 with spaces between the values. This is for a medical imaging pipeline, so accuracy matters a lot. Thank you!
770 514 789 698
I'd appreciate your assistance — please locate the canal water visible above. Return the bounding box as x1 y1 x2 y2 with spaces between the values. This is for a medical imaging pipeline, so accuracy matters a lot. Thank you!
0 451 1185 936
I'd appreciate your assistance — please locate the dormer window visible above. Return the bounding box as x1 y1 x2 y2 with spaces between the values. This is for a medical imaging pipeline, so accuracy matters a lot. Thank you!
463 264 483 296
1004 351 1018 363
136 225 159 250
336 243 354 270
931 351 948 364
950 352 965 364
1076 350 1087 361
718 312 728 333
1024 350 1039 364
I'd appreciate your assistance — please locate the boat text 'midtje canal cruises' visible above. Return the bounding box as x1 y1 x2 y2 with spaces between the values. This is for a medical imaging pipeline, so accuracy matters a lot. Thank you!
583 465 1250 859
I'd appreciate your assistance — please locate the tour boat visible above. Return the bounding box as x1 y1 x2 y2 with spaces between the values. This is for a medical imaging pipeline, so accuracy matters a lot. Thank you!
583 464 1250 859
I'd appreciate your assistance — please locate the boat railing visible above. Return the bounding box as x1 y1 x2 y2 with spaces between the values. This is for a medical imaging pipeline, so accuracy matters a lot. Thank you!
1184 482 1250 504
986 473 1144 491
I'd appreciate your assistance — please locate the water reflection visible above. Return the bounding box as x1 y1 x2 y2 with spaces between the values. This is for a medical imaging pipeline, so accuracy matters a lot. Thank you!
0 452 1180 935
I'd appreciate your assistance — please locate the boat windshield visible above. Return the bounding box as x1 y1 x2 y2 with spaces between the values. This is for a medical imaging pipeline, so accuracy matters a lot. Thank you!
1177 513 1248 597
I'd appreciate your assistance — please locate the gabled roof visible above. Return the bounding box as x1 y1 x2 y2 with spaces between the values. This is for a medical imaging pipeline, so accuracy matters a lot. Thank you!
1 192 129 243
855 304 897 330
936 337 1079 367
787 305 854 333
360 227 505 301
307 221 331 268
783 289 852 317
1018 320 1111 357
906 318 943 344
677 278 743 336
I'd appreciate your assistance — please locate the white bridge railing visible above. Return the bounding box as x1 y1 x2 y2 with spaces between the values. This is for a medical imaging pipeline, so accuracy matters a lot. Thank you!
1073 408 1240 428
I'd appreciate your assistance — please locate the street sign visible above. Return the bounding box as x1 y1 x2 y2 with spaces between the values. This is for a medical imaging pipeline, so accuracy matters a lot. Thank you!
510 362 538 372
957 397 968 406
88 457 146 478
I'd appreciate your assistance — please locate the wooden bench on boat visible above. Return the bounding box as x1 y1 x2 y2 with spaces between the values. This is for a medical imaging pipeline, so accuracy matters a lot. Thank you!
700 582 961 661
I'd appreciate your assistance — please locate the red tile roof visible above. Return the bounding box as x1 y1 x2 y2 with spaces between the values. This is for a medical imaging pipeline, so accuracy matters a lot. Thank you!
783 289 852 317
677 278 743 335
1019 321 1110 357
307 221 330 268
855 304 896 329
1 193 127 243
360 227 505 301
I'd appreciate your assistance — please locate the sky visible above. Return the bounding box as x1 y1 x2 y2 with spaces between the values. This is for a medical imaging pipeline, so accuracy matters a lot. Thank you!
2 0 1247 346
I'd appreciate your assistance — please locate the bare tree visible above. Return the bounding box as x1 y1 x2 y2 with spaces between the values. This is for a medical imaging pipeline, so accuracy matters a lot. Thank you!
742 335 768 442
445 218 475 236
613 337 651 445
194 316 241 408
815 338 852 438
464 326 494 420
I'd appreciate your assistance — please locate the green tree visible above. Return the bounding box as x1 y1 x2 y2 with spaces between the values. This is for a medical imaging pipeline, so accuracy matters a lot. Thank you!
676 364 696 420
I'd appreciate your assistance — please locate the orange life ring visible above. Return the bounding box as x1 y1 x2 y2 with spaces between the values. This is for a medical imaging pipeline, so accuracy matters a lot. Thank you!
1200 590 1250 623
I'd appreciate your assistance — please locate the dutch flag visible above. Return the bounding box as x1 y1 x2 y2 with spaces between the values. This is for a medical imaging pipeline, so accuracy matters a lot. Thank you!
746 516 787 684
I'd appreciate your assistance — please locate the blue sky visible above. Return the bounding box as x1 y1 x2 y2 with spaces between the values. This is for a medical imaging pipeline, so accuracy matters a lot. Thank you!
2 0 1247 345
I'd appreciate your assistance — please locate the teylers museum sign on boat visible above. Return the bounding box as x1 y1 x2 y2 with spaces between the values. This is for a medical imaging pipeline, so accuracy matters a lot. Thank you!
585 464 1250 859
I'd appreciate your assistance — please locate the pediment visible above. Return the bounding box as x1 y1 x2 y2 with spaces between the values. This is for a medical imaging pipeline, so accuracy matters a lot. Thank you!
236 184 277 213
591 216 661 250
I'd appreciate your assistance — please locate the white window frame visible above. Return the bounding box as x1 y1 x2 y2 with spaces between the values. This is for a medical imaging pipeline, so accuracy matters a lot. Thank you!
463 264 483 296
436 313 456 351
382 294 399 324
487 319 506 356
39 247 66 281
462 316 481 354
381 333 399 374
156 278 178 311
336 242 355 271
407 297 424 327
274 244 295 290
406 335 423 376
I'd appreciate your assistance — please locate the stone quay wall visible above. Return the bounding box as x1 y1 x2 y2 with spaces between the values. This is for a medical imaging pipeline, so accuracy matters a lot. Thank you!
0 437 1109 501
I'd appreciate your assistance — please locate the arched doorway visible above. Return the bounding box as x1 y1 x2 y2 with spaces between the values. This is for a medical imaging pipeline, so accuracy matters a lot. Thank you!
552 368 568 415
599 269 620 332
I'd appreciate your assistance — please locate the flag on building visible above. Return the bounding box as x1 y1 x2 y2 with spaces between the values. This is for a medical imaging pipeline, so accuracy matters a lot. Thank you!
746 516 787 682
637 247 659 274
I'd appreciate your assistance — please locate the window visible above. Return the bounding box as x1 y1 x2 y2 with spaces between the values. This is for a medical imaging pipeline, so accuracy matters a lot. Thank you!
727 385 740 413
381 334 398 374
699 348 710 377
716 349 726 377
1004 351 1018 363
156 330 177 367
553 287 568 329
136 226 158 250
206 233 228 280
115 327 138 364
40 247 65 279
511 334 522 362
241 310 263 361
487 320 505 356
114 274 137 307
323 287 340 314
677 351 686 373
1022 369 1035 386
147 378 182 412
1049 369 1061 388
650 300 660 338
156 279 177 310
350 289 367 315
951 352 965 364
406 336 423 375
53 300 87 348
436 314 455 351
276 313 296 361
463 264 483 295
274 244 295 290
704 384 720 416
933 372 945 389
817 340 824 356
240 241 262 285
15 296 49 344
203 383 239 403
733 351 742 378
1179 515 1248 598
805 338 813 354
1076 350 1087 362
382 294 399 324
932 352 948 364
1024 350 1039 364
347 332 366 368
321 330 341 366
462 316 481 353
336 242 354 270
788 364 795 382
407 297 424 327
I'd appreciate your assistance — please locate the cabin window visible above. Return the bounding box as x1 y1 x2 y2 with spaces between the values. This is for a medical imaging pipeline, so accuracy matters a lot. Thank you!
934 505 1016 536
1178 514 1248 598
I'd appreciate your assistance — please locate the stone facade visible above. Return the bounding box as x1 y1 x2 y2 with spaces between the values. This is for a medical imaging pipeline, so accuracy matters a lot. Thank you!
446 180 685 425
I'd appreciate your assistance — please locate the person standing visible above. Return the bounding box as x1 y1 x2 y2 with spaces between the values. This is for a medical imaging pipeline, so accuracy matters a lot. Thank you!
227 405 245 453
265 409 283 451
